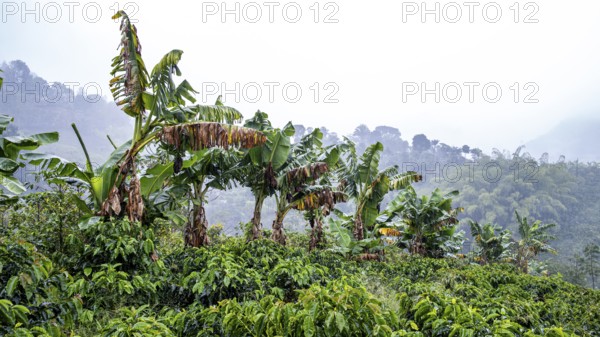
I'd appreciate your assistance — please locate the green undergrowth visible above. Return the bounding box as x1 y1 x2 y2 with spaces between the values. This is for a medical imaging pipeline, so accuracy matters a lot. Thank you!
1 225 599 337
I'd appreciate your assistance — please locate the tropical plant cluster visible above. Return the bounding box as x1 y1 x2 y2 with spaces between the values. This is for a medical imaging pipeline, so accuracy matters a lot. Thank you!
1 11 599 337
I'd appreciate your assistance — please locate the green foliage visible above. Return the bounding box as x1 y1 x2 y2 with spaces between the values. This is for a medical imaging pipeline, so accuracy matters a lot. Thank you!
102 305 174 337
336 140 421 241
469 221 513 264
182 249 264 306
0 189 83 260
77 218 162 272
2 230 600 336
379 187 463 258
0 240 81 335
2 9 600 337
514 211 557 273
267 256 327 301
0 114 58 200
172 278 397 337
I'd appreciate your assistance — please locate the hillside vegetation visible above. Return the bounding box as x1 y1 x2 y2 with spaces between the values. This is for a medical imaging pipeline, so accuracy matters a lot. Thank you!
1 228 599 336
0 11 599 337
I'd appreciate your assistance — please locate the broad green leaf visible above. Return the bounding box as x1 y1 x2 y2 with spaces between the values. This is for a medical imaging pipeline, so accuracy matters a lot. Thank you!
267 123 295 170
78 216 102 230
303 315 315 337
329 218 352 250
164 211 187 226
0 175 26 194
90 168 117 208
334 312 347 332
0 114 13 133
29 132 59 145
5 276 19 297
97 140 132 173
0 157 19 174
358 142 383 184
71 194 93 215
140 162 174 197
21 153 89 181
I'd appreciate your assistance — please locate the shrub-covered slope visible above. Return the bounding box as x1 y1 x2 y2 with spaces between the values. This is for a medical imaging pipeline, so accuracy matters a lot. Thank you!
1 230 598 337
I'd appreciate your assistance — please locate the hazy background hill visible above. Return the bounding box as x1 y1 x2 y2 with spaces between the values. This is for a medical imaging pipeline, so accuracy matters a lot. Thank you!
525 117 600 163
0 60 131 165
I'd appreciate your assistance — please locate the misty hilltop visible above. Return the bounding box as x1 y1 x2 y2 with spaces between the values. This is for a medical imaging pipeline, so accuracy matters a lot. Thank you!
1 59 597 166
0 60 131 164
525 117 600 163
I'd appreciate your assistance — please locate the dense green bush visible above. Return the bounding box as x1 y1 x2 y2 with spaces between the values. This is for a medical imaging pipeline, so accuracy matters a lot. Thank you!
1 229 599 336
0 239 82 335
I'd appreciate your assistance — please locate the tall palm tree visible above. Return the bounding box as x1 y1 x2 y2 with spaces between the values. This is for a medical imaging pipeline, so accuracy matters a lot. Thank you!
514 211 557 273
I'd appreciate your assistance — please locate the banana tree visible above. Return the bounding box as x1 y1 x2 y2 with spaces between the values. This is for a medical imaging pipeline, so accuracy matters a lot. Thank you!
30 12 265 226
294 187 347 250
142 146 242 247
268 128 336 245
377 187 463 257
0 114 58 202
23 124 132 227
239 112 295 240
469 221 512 264
336 140 422 241
514 211 557 273
103 11 266 223
273 139 345 247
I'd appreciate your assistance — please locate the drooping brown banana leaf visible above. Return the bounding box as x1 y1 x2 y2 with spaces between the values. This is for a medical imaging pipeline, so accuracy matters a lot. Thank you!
292 189 347 211
284 162 329 187
160 122 266 151
110 10 149 117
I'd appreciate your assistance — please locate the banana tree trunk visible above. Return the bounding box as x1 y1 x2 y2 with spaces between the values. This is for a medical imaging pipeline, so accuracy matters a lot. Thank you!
127 175 144 223
271 212 286 245
309 215 324 251
410 234 425 256
516 247 529 273
185 204 210 247
353 213 364 241
250 196 264 240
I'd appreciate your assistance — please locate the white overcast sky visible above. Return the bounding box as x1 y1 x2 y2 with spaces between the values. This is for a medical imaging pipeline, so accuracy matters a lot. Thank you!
2 0 600 152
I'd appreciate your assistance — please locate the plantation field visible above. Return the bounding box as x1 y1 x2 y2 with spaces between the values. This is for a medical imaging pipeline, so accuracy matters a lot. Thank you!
1 226 599 336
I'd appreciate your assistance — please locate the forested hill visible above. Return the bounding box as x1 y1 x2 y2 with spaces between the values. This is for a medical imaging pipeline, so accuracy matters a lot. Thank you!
0 60 131 164
2 59 600 286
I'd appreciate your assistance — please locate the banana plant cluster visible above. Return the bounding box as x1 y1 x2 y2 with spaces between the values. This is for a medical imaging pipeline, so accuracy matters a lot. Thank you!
26 12 267 244
469 221 513 264
335 141 423 241
376 187 464 258
11 10 462 255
